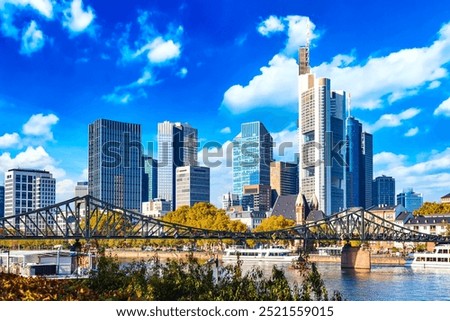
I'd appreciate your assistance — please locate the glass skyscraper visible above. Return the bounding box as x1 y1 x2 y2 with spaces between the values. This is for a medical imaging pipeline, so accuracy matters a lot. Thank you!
345 117 373 209
157 121 198 209
88 119 142 211
372 175 396 207
298 46 346 214
142 156 157 202
397 188 423 213
232 121 273 200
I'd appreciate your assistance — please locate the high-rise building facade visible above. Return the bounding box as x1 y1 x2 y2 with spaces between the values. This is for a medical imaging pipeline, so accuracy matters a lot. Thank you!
142 156 157 202
345 117 373 209
157 121 198 209
242 184 272 212
298 46 347 214
362 132 373 209
0 185 4 220
397 188 423 213
232 121 273 200
270 161 299 196
175 166 210 208
75 181 88 198
4 169 56 230
372 175 396 207
88 119 142 211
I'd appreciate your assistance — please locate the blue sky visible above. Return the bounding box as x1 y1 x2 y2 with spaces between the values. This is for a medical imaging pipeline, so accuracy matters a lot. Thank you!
1 0 450 206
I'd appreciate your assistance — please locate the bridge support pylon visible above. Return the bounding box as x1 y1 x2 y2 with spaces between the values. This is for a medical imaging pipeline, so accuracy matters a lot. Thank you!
341 243 371 270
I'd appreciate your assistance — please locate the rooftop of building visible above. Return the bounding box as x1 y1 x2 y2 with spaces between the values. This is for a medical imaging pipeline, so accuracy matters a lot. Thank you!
271 195 297 221
7 168 50 174
406 214 450 225
441 193 450 199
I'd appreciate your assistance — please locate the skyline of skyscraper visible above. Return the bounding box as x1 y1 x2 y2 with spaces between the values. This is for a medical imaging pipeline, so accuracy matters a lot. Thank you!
373 175 396 207
298 46 347 214
157 121 198 210
232 121 273 200
175 165 210 208
142 156 158 202
397 188 423 213
346 117 373 209
88 119 142 211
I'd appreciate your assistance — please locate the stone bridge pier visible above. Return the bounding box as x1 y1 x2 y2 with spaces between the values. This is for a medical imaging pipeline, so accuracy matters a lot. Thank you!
341 243 371 270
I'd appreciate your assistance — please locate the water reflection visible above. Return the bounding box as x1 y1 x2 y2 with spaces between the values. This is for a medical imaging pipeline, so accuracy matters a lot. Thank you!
233 261 450 301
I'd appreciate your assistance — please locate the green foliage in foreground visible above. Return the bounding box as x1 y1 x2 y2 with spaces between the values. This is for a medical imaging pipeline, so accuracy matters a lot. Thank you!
0 255 343 301
86 255 342 301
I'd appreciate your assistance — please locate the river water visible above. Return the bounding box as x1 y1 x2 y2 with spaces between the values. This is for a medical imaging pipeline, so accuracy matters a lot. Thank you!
238 261 450 301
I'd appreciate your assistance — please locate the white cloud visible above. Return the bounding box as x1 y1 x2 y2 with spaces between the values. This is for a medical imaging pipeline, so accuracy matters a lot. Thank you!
56 178 76 201
22 113 59 140
0 132 21 148
271 124 298 163
0 0 53 18
283 15 316 56
365 107 421 133
176 67 188 78
428 80 441 89
20 20 44 55
222 54 298 113
220 127 231 134
146 37 181 64
62 0 95 33
197 140 233 207
257 15 285 36
102 88 147 105
222 15 317 113
434 97 450 117
0 146 57 173
404 127 419 137
374 148 450 201
314 23 450 109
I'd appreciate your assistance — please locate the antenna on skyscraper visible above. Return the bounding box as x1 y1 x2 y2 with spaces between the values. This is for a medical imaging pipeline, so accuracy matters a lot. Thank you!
348 93 352 118
305 19 311 68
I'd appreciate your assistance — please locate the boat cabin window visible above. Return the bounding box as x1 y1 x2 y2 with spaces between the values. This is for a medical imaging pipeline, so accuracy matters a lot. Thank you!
437 249 448 254
438 258 449 262
426 257 437 262
417 257 425 262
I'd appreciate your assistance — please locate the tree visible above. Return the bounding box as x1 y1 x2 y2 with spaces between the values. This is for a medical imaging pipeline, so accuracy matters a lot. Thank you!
253 215 295 233
163 202 248 248
414 202 450 215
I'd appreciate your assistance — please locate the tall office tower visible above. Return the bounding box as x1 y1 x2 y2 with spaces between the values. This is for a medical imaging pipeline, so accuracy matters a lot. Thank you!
362 132 373 209
4 169 56 230
270 161 299 204
242 184 272 212
397 188 423 213
175 166 210 208
372 175 396 207
346 117 362 207
88 119 142 211
75 181 88 198
157 121 198 209
298 46 347 215
0 185 4 220
142 156 158 202
345 118 373 209
232 121 273 200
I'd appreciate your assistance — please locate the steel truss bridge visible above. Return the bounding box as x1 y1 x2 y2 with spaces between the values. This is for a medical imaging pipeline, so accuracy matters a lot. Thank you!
0 195 449 243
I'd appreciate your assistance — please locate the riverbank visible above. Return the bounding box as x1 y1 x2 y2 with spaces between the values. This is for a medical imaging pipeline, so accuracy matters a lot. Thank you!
106 249 405 265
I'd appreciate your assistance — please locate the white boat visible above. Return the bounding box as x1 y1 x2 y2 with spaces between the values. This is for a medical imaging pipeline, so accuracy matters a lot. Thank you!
222 246 298 262
405 244 450 269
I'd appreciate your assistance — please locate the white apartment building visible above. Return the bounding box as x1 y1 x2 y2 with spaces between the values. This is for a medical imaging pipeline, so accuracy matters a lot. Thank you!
4 169 56 233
